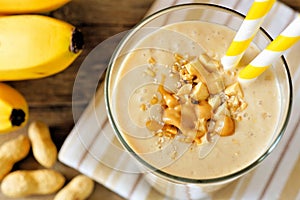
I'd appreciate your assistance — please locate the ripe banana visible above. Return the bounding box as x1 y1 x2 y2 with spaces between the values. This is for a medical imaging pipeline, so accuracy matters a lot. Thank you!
0 83 29 134
0 15 84 81
0 0 70 14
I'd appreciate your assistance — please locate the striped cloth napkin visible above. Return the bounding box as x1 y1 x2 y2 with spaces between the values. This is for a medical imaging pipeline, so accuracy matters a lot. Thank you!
59 0 300 199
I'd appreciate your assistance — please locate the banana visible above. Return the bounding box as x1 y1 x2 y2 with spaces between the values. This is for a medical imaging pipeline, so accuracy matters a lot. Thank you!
0 0 70 14
0 15 84 81
0 83 29 134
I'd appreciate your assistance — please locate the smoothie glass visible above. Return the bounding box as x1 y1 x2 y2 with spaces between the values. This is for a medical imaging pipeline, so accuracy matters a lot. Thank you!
105 4 292 199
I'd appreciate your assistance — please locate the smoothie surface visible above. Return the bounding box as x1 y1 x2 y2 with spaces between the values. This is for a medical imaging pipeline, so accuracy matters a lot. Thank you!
112 21 280 179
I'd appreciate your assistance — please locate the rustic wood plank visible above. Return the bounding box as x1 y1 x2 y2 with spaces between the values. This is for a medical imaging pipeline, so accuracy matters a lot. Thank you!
280 0 300 10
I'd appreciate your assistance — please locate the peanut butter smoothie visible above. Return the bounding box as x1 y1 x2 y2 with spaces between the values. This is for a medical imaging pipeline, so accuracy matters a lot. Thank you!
110 21 280 180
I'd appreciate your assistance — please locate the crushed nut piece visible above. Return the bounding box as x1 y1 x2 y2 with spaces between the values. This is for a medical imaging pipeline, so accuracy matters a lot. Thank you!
172 64 179 72
184 62 205 83
162 124 178 136
225 82 243 97
150 95 159 105
148 57 156 64
219 116 235 136
140 104 147 111
240 99 248 111
191 82 209 101
174 53 184 61
235 115 242 121
195 101 212 120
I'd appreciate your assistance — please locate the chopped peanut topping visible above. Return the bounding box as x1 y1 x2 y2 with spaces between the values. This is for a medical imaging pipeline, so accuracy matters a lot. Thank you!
162 124 178 136
143 53 247 145
148 57 156 64
150 95 159 105
179 68 194 83
219 116 235 136
174 53 184 62
240 101 248 111
225 82 244 97
184 63 205 83
195 101 212 120
140 104 147 111
191 82 209 101
172 64 179 72
225 82 248 116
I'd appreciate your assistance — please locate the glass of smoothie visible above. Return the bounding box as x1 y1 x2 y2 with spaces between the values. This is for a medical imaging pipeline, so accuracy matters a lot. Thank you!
105 3 292 199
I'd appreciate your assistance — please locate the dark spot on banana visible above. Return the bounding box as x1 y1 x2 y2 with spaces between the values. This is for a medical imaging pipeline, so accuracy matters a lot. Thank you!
70 28 84 54
10 109 26 126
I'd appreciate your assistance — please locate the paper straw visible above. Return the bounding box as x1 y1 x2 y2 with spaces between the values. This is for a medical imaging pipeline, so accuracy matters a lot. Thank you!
238 14 300 81
221 0 275 70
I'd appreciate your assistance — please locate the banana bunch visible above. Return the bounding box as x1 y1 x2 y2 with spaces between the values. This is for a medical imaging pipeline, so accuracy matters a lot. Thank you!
0 1 83 133
0 83 28 134
0 15 84 81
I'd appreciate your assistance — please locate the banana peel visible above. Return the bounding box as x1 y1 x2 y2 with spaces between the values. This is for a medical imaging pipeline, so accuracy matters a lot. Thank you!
0 15 84 81
0 0 71 14
0 83 29 134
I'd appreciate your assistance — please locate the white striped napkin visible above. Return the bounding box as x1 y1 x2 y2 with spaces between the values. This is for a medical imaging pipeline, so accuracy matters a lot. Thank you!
59 0 300 199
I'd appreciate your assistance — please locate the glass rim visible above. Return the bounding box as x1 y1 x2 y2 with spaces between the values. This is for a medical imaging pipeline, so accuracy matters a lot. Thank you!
105 3 293 184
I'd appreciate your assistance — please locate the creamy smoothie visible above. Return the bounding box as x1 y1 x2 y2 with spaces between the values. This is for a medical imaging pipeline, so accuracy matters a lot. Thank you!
111 21 280 180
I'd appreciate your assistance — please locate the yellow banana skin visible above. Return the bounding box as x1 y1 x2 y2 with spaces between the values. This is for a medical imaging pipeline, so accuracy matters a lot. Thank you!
0 15 84 81
0 0 71 14
0 83 29 134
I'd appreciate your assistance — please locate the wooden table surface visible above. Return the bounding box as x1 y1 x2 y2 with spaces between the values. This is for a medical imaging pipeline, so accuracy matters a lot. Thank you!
1 0 300 199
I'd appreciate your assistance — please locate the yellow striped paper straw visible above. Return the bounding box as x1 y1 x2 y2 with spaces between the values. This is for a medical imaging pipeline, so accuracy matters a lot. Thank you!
221 0 275 70
239 14 300 81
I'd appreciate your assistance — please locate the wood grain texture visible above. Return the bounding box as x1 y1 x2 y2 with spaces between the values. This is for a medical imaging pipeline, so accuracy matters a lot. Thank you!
282 0 300 10
0 0 299 199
